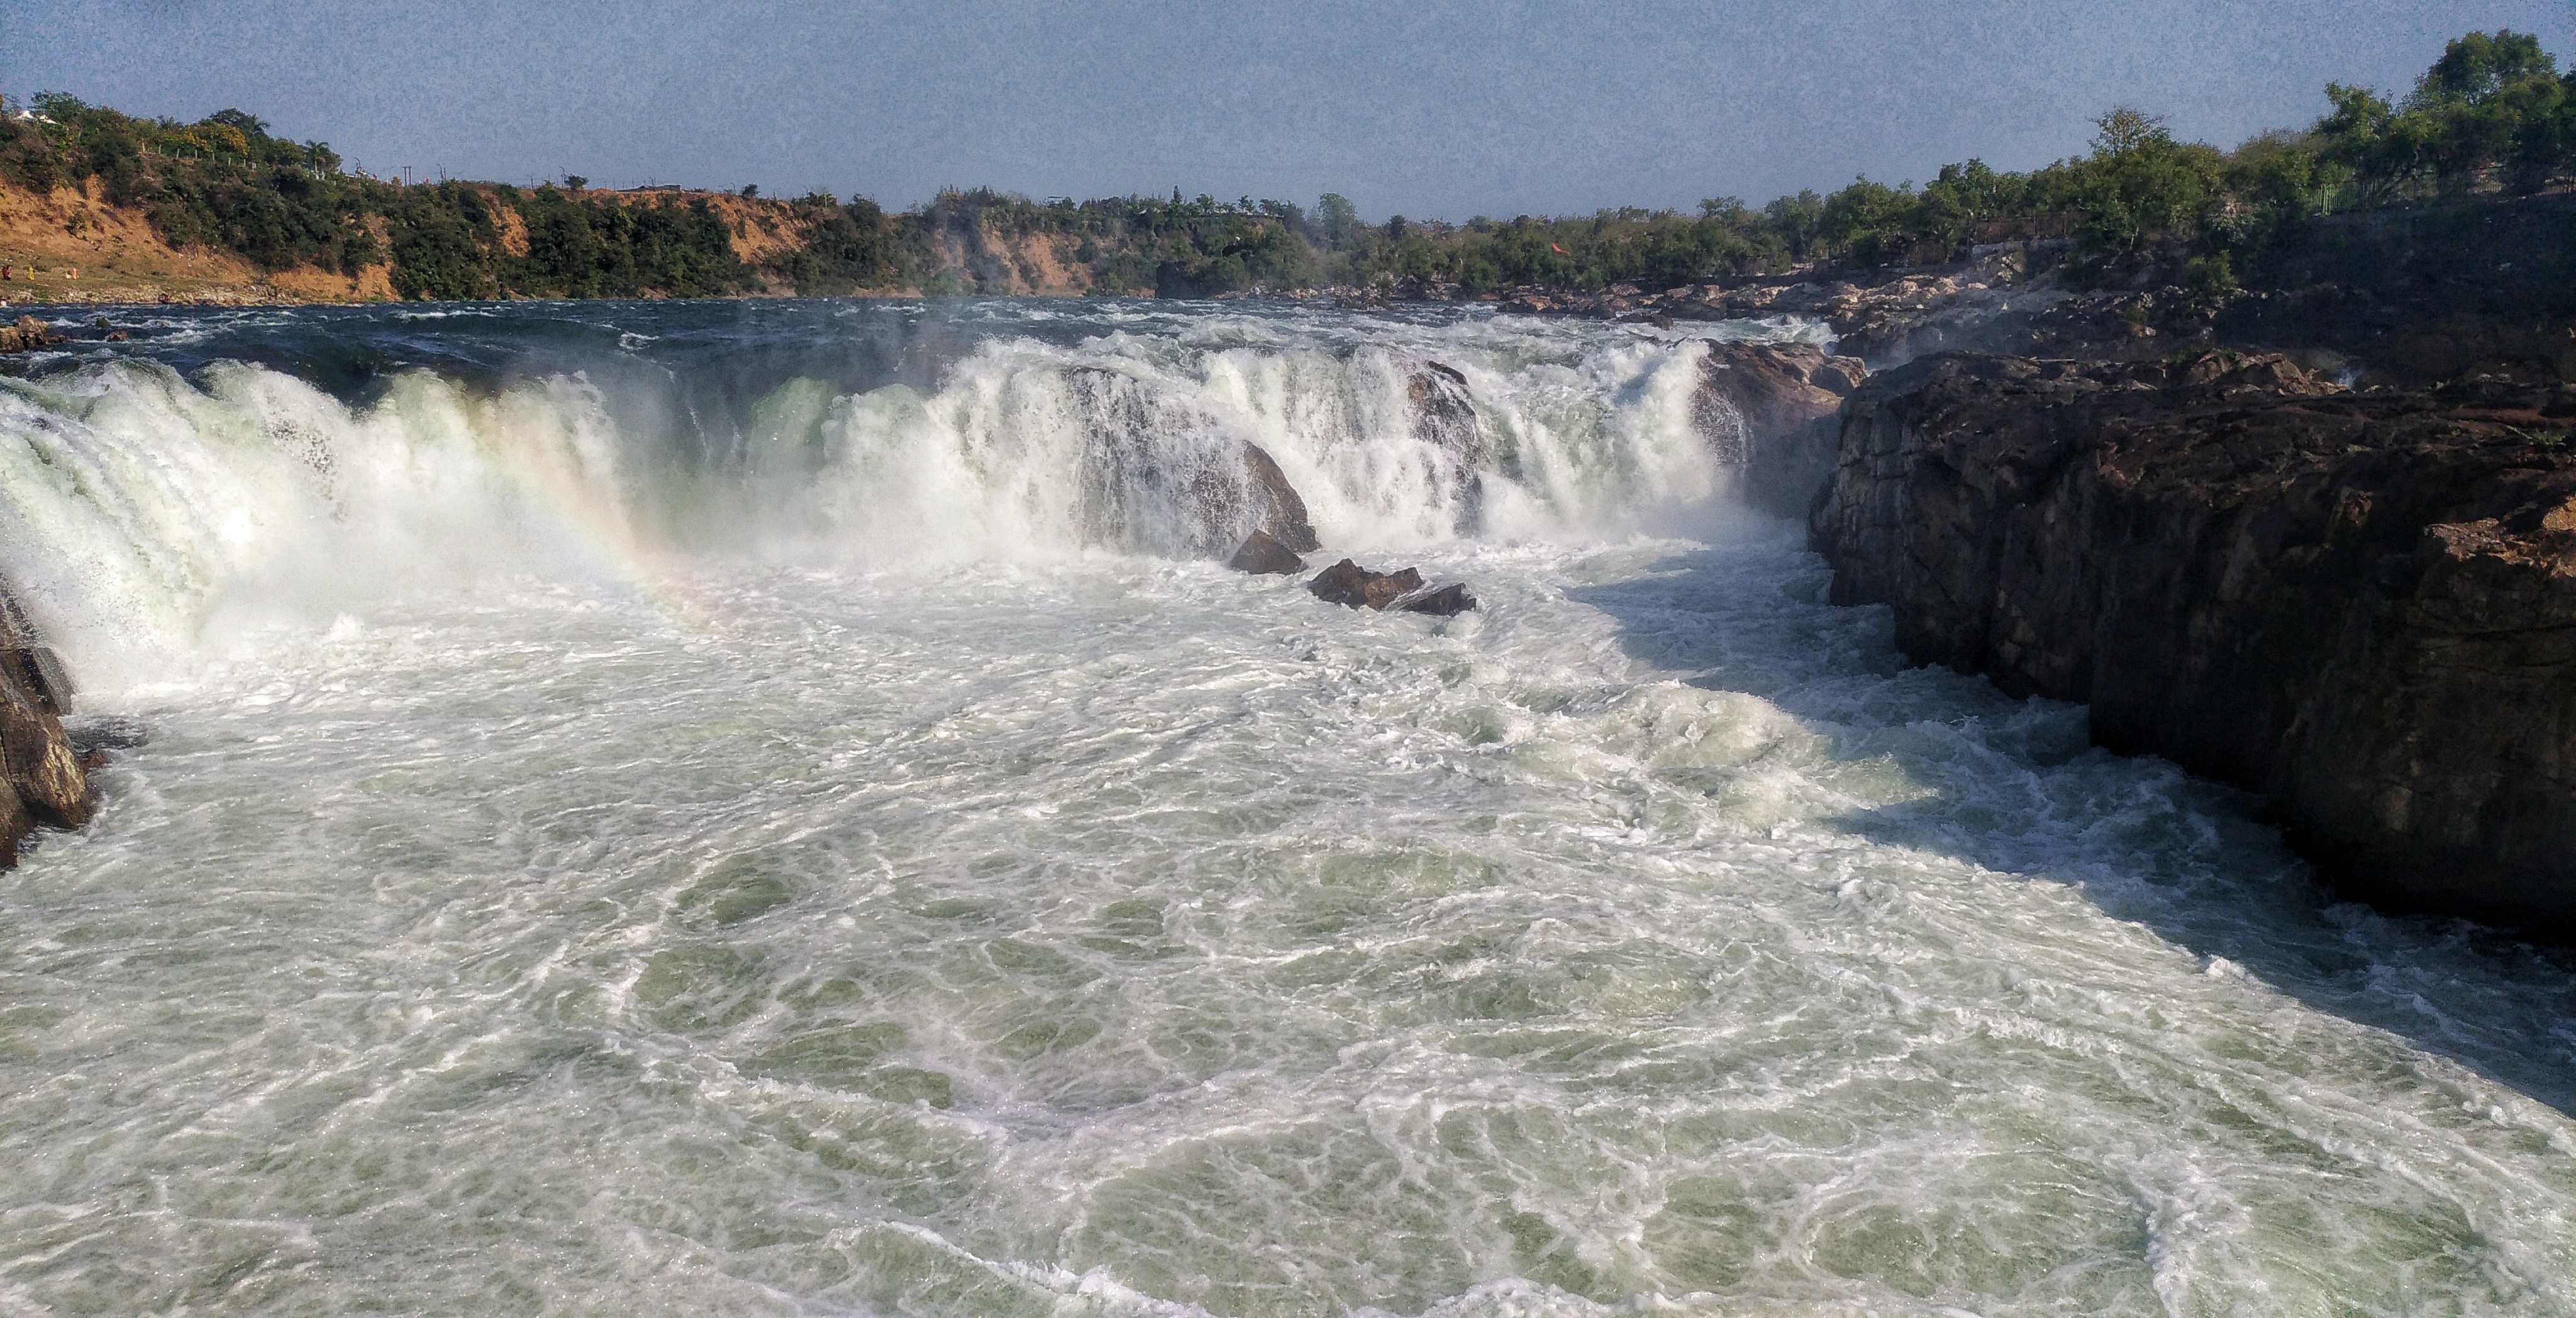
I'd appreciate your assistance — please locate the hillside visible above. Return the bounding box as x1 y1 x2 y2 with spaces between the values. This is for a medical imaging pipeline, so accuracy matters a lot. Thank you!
3 29 2572 308
0 177 388 304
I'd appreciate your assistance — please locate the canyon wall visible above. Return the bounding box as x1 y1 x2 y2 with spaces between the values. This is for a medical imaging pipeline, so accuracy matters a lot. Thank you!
1811 350 2576 935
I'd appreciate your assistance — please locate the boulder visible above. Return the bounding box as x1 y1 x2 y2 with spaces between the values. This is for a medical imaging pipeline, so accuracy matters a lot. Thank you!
1394 583 1478 616
1226 528 1307 575
1811 349 2576 935
0 581 88 864
1308 559 1424 610
1692 341 1869 520
0 315 53 354
1240 443 1320 552
1306 560 1479 616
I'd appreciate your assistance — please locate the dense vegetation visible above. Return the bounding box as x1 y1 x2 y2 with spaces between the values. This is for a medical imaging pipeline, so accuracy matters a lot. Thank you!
1327 29 2575 296
0 97 751 298
3 29 2569 301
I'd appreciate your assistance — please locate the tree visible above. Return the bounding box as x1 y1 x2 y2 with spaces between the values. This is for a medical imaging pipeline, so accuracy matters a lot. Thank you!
2318 31 2570 198
2092 106 2169 157
2413 30 2556 106
1314 193 1361 250
1761 190 1825 262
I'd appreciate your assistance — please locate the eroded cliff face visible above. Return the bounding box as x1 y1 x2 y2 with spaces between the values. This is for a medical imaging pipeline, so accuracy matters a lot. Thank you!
1811 350 2576 934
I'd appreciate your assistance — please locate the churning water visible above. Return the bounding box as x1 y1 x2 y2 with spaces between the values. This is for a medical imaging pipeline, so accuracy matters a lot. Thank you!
0 300 2571 1316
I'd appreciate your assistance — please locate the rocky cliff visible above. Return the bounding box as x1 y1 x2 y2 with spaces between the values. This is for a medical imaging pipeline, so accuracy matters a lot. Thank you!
1690 341 1868 520
1811 350 2576 935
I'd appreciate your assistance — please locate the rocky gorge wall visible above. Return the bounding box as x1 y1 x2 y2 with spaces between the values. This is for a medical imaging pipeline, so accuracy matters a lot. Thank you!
1807 350 2576 936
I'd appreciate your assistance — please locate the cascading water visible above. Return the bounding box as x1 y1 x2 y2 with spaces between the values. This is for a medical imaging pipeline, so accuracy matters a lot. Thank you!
0 299 2570 1317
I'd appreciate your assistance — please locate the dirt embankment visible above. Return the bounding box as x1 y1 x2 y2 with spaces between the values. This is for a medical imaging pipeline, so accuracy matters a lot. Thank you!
917 221 1094 296
582 189 813 267
0 179 392 306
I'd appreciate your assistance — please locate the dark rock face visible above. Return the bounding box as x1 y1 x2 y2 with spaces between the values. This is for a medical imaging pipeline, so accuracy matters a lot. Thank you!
1308 559 1424 610
0 584 89 865
1812 349 2576 934
1692 342 1869 520
1395 583 1478 616
1239 444 1320 553
1226 528 1307 575
1306 559 1479 615
1407 361 1487 533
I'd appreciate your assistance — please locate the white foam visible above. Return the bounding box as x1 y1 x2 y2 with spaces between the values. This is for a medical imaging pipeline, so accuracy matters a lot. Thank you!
0 306 2570 1316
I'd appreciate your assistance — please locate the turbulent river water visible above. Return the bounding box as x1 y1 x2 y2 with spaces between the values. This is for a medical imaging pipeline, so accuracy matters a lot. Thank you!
0 299 2572 1316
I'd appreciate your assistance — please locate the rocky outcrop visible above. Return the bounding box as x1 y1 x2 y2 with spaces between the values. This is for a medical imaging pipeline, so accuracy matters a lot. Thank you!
1307 559 1479 615
1407 361 1487 533
1239 443 1320 552
0 315 55 354
1226 528 1307 575
1692 341 1867 519
1493 269 2160 369
1068 368 1319 558
0 583 89 864
1811 349 2576 934
1310 559 1423 610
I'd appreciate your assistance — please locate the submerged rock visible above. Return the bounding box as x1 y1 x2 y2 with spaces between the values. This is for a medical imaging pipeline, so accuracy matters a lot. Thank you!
1226 528 1307 575
0 315 54 354
1394 583 1478 616
1693 341 1868 520
1812 349 2576 935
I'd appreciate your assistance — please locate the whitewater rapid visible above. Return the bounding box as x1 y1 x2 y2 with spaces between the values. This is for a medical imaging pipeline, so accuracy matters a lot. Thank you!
0 301 2570 1316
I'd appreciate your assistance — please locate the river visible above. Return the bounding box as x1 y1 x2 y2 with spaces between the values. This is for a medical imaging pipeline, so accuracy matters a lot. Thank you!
0 299 2570 1315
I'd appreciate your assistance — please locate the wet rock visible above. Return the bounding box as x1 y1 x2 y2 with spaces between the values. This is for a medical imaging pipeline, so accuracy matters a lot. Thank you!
1693 341 1869 520
1240 443 1319 552
1407 361 1488 532
0 315 54 354
1308 559 1424 610
0 581 89 864
1394 583 1478 616
1226 528 1307 575
1066 367 1319 558
1813 349 2576 935
0 645 70 716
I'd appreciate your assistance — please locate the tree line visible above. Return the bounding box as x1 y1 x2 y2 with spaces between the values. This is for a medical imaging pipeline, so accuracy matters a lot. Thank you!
2 29 2568 301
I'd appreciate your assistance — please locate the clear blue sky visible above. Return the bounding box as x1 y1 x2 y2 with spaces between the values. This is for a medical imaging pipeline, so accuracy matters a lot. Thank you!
3 1 2566 218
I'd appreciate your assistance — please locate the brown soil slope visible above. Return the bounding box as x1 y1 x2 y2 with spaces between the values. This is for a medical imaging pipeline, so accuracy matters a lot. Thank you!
0 179 391 305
